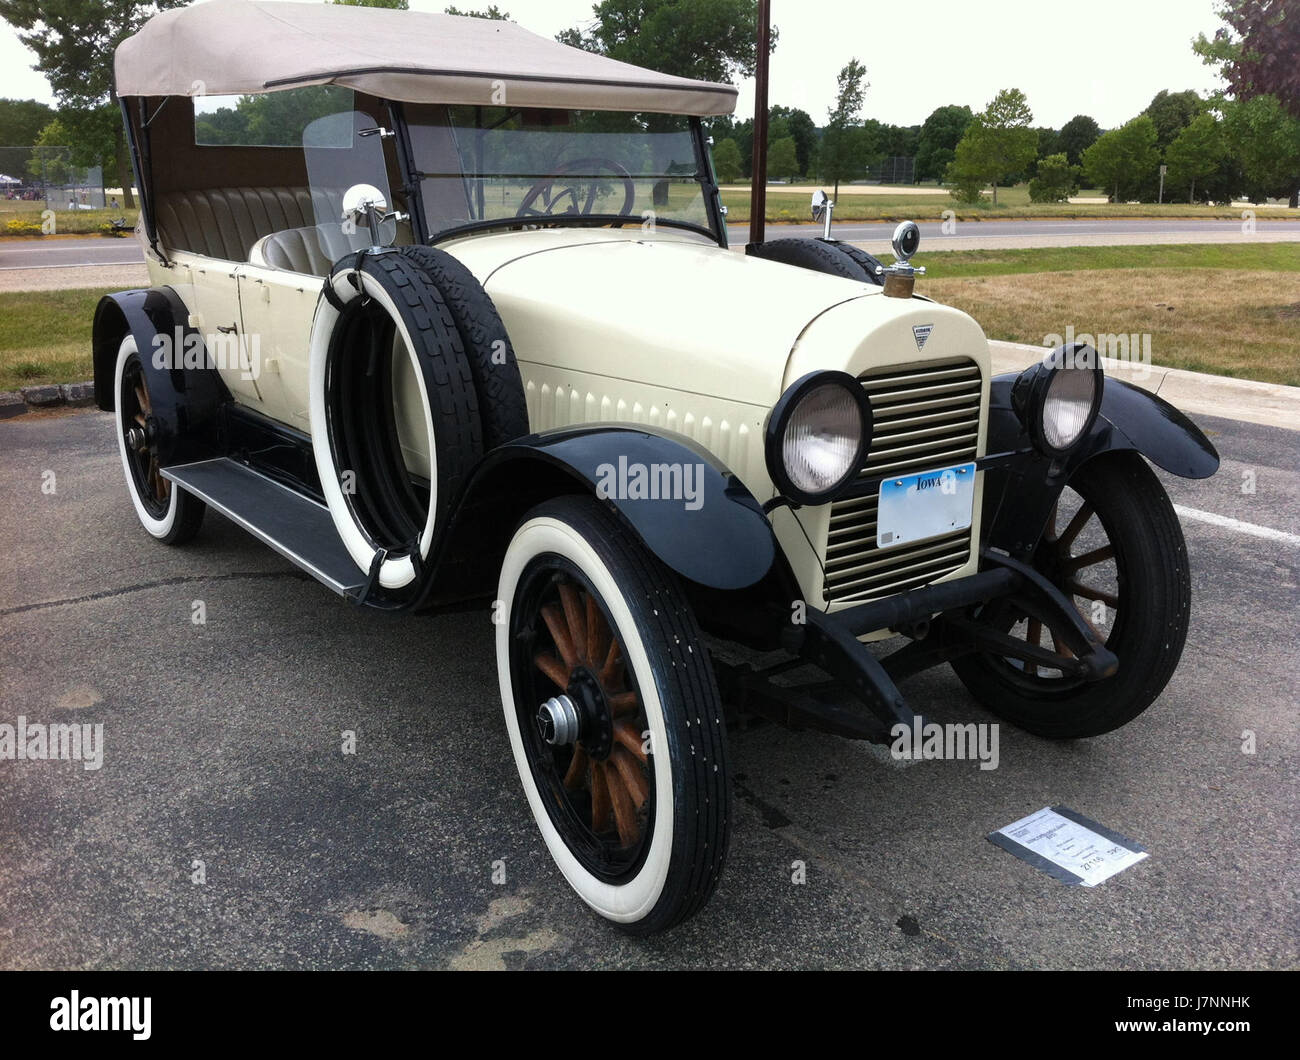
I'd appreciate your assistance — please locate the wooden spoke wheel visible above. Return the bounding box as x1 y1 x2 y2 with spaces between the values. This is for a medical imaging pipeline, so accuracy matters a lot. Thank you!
112 335 205 545
513 561 656 878
120 351 171 519
992 479 1123 689
952 452 1191 738
497 496 731 934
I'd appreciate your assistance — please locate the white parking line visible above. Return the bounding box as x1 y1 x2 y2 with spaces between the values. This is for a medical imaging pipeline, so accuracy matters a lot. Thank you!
1173 504 1300 546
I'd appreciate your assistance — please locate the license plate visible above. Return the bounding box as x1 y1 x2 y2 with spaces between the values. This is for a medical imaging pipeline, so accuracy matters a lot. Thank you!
876 462 976 550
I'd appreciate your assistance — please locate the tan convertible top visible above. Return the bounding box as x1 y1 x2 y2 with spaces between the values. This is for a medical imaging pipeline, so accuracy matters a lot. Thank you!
114 0 738 116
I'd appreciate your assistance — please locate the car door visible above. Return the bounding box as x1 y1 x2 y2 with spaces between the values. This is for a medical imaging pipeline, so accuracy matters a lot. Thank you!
188 260 264 408
235 264 319 434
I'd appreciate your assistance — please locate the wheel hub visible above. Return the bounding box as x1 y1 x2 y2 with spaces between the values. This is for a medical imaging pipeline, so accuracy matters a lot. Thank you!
537 694 580 746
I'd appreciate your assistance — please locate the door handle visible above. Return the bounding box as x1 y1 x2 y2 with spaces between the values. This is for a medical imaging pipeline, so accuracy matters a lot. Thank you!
216 323 238 334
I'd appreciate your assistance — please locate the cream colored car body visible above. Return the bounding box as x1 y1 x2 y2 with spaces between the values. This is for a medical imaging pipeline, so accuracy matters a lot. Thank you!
146 224 990 617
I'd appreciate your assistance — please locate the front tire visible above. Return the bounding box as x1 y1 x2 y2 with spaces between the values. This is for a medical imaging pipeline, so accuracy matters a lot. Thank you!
113 335 205 545
952 452 1191 738
496 496 731 934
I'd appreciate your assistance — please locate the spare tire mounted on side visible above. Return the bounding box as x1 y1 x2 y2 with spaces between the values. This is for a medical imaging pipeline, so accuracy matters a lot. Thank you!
746 237 886 285
308 248 525 601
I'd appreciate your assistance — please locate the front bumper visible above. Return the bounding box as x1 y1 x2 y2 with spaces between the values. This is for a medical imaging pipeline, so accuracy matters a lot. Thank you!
718 547 1118 743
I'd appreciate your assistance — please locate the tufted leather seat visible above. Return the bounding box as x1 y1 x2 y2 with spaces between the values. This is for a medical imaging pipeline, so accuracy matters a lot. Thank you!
249 223 370 275
155 186 347 263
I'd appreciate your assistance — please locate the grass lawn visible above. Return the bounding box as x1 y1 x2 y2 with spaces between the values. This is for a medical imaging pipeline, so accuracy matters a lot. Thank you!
0 200 139 236
921 244 1300 386
0 287 110 391
2 245 1296 392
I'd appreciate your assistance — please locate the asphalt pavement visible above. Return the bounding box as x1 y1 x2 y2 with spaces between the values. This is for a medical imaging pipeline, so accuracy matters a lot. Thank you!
0 408 1296 969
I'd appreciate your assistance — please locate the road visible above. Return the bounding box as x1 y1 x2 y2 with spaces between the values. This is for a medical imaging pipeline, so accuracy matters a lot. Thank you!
0 408 1296 969
1 216 1297 275
726 216 1300 251
0 238 146 270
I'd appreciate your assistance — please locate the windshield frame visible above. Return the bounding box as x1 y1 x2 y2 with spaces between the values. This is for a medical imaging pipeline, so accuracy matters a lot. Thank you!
389 105 728 250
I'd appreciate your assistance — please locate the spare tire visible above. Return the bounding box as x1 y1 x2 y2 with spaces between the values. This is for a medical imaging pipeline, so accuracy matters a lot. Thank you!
399 245 529 450
309 250 483 595
746 238 885 285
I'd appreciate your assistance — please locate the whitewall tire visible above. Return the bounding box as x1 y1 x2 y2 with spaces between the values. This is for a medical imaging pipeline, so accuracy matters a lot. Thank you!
113 334 204 544
496 495 731 934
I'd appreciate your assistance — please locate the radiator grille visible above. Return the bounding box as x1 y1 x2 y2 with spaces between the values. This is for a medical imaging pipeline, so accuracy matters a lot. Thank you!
822 357 982 604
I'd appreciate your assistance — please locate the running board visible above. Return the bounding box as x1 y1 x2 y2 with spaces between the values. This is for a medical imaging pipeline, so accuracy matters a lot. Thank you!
163 458 365 596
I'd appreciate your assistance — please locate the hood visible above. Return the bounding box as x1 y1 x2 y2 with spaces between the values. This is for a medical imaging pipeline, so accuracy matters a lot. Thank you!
444 229 876 407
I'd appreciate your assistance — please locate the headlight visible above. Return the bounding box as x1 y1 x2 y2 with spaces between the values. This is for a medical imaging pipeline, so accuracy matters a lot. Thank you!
1012 344 1104 456
766 371 873 505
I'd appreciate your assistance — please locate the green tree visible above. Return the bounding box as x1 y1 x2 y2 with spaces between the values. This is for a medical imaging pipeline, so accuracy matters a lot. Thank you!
1143 89 1204 149
711 137 742 183
1028 126 1060 177
557 0 775 86
1057 114 1101 166
1194 0 1300 116
1221 94 1300 205
771 105 817 176
1164 112 1224 202
1027 152 1079 203
25 117 71 186
443 4 511 17
0 1 189 209
947 88 1037 204
0 98 55 149
915 105 972 181
1082 116 1160 202
768 136 798 182
822 58 869 197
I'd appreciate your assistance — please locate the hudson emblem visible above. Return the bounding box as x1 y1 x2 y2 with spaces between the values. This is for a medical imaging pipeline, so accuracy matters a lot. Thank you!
912 324 933 351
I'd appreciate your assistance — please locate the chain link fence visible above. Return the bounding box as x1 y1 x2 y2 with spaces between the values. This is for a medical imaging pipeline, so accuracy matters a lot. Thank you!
862 156 916 185
0 146 106 209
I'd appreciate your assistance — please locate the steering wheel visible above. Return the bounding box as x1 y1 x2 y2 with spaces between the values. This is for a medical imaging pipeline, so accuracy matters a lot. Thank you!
516 157 636 219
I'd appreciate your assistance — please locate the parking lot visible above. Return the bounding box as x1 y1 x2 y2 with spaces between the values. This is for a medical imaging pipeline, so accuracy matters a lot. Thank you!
0 406 1295 970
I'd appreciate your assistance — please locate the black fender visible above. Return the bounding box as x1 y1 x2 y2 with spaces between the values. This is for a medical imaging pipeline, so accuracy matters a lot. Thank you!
981 372 1219 556
92 288 229 467
431 425 779 600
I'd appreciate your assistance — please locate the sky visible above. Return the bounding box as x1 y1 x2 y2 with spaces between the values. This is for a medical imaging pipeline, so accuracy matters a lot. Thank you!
0 0 1230 130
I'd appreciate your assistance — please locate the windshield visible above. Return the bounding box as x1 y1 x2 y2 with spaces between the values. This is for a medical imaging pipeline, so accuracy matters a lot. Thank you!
405 106 717 241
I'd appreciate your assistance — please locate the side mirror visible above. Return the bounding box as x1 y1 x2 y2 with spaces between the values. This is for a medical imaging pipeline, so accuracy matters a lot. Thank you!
340 183 407 250
811 189 828 222
341 183 389 227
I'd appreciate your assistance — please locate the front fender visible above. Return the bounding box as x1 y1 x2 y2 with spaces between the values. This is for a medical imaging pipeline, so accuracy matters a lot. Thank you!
435 425 778 594
981 373 1220 556
92 288 229 466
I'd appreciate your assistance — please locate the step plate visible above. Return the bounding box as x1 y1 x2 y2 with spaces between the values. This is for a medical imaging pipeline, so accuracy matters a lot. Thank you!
163 458 365 596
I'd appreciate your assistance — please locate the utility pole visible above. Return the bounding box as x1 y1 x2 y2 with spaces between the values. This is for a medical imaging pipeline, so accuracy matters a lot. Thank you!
747 0 771 248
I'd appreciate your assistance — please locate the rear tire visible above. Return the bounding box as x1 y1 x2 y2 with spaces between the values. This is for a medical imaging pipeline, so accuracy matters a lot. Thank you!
113 335 205 545
496 496 731 934
951 452 1191 738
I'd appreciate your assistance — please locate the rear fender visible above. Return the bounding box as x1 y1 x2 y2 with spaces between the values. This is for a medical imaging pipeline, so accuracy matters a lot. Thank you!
92 288 229 466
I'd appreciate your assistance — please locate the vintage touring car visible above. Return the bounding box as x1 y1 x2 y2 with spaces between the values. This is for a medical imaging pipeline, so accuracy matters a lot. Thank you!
98 1 1219 933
